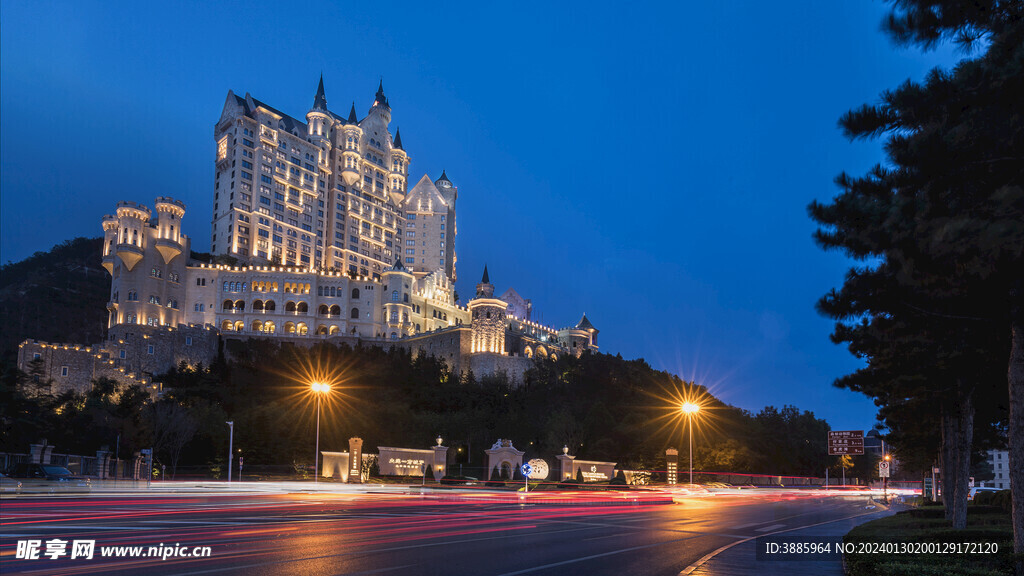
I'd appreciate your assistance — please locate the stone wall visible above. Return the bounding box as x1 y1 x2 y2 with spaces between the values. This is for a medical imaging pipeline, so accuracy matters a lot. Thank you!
17 341 152 394
467 352 534 385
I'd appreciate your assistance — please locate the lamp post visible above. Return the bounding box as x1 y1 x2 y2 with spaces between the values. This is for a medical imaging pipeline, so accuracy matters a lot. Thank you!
681 403 700 485
225 421 234 483
311 382 331 485
883 453 892 503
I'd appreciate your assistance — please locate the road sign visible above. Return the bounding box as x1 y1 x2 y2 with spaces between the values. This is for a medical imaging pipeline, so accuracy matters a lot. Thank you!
828 430 864 455
878 461 890 478
521 463 533 477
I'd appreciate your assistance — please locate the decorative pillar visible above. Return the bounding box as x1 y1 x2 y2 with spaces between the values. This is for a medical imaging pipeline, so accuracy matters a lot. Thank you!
29 444 45 464
348 437 363 483
666 448 679 485
96 450 111 479
556 445 575 480
432 445 449 481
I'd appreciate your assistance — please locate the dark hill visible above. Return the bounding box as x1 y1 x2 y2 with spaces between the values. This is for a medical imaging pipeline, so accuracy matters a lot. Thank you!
0 237 109 360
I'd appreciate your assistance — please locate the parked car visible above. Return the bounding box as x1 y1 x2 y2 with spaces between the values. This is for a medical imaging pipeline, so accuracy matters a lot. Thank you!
5 463 91 493
968 486 1001 501
0 472 22 493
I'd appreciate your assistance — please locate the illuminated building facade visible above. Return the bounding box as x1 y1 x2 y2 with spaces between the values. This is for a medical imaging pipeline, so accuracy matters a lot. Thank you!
18 79 600 391
211 78 457 283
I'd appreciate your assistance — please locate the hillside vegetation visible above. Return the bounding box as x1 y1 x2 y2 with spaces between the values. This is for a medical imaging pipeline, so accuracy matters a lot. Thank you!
0 238 109 360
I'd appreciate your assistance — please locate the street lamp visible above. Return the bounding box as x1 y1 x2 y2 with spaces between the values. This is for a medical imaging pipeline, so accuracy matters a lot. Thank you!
680 402 700 485
310 382 331 485
225 421 234 483
883 453 892 502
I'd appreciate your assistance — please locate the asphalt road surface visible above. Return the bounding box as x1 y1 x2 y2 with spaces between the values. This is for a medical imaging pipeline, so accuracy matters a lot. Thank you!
0 488 886 575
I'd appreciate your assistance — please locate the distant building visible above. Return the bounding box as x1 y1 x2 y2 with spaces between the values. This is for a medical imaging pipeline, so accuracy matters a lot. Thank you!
979 449 1009 489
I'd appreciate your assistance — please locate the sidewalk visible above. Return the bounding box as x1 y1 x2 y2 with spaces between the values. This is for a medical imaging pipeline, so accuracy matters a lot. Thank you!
685 502 898 575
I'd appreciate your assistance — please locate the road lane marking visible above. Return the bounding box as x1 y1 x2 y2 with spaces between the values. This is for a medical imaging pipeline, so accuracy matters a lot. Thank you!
754 523 785 532
678 503 890 575
728 522 764 529
494 535 704 576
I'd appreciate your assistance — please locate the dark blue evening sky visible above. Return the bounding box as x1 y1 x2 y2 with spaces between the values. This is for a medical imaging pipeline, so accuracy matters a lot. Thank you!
1 1 960 436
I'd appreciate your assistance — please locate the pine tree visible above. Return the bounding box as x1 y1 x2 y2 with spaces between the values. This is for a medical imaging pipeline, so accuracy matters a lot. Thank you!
809 0 1023 555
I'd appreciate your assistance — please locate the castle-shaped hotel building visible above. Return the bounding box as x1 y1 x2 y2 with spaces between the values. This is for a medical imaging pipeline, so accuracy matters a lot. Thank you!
18 78 598 393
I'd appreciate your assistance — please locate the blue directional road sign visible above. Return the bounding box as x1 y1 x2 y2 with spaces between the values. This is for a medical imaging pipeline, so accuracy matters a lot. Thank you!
521 463 533 477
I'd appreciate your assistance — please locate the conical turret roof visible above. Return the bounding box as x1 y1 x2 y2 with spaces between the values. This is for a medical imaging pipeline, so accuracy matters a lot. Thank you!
312 74 328 111
576 314 597 332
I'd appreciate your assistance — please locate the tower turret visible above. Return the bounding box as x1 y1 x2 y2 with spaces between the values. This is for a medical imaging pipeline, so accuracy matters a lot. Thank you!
154 197 186 264
389 127 409 203
381 257 415 337
114 201 152 271
340 101 363 186
306 75 334 167
469 266 507 354
101 215 119 275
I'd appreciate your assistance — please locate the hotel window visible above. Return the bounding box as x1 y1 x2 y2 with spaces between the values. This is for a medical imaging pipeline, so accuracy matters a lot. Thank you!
61 366 69 377
119 350 126 359
148 345 155 355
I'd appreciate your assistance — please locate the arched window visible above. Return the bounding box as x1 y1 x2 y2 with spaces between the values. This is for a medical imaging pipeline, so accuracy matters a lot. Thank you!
329 325 340 335
389 310 399 323
234 300 245 312
265 300 276 311
317 286 324 296
297 322 308 335
390 332 398 340
330 287 337 297
319 304 329 316
234 320 244 332
391 290 399 302
403 293 409 303
352 287 360 299
223 300 233 311
286 301 296 313
284 321 296 334
252 320 263 332
330 305 341 316
264 321 276 333
223 282 229 291
221 319 233 331
253 300 264 312
351 307 360 319
297 302 308 314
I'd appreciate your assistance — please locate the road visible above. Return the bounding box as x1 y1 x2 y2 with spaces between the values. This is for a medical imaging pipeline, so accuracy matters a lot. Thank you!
0 486 890 575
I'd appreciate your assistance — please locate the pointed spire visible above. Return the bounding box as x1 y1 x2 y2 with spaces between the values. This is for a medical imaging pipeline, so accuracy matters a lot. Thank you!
347 102 357 123
373 78 390 109
312 74 327 111
481 264 490 284
393 127 403 150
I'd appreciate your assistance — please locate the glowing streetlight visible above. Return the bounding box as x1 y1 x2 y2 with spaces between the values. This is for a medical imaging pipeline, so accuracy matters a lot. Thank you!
310 382 331 485
680 402 701 485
